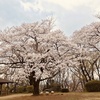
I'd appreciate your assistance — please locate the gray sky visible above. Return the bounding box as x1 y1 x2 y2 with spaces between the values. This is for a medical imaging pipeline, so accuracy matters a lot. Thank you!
0 0 100 36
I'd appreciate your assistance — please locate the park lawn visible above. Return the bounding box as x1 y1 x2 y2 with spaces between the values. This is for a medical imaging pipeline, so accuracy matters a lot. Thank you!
0 92 100 100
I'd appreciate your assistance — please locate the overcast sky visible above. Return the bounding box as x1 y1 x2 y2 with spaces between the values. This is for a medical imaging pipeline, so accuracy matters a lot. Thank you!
0 0 100 36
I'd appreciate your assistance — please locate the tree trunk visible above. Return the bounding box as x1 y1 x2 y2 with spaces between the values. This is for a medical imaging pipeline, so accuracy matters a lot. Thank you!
29 71 40 96
13 83 17 93
0 84 2 95
33 80 40 95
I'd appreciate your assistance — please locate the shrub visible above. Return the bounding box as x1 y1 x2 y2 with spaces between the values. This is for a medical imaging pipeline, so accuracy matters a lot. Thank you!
61 88 69 92
85 80 100 92
26 85 33 93
16 86 25 93
54 85 61 92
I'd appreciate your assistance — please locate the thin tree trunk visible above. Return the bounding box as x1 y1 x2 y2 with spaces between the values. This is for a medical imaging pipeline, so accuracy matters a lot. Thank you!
0 84 2 95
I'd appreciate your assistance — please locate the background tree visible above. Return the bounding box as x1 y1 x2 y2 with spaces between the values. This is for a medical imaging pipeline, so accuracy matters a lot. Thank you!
71 22 100 89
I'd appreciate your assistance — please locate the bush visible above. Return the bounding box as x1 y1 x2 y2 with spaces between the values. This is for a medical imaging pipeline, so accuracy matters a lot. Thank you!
61 88 69 92
54 85 61 92
85 80 100 92
26 85 33 93
16 86 25 93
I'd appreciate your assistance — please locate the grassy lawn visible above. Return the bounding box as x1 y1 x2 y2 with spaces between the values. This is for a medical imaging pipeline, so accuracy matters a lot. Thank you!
0 92 100 100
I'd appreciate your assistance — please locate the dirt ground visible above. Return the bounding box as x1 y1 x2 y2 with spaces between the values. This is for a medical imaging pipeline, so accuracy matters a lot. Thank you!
0 92 100 100
0 93 32 100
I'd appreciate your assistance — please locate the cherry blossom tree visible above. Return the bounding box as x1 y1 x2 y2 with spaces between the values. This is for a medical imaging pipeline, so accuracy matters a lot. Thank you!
71 22 100 88
0 19 72 95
